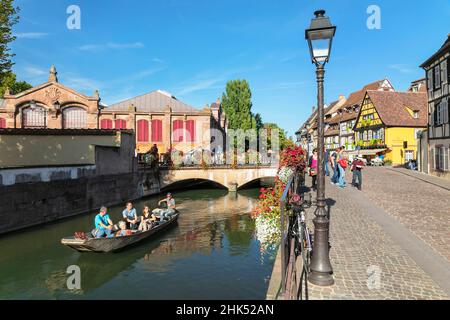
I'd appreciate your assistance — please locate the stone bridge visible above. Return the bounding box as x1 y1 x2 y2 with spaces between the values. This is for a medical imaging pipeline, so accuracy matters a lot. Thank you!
158 166 278 191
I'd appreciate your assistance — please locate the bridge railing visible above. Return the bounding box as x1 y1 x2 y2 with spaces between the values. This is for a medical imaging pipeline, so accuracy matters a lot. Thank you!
138 161 278 170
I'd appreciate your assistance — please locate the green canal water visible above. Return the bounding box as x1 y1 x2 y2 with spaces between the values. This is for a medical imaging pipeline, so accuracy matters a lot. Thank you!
0 188 277 300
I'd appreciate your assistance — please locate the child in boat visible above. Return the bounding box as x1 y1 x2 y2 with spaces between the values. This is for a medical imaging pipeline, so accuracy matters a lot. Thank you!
116 221 132 237
138 206 156 231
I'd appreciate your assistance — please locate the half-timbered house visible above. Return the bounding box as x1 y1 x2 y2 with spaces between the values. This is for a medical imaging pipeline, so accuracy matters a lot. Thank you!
420 34 450 179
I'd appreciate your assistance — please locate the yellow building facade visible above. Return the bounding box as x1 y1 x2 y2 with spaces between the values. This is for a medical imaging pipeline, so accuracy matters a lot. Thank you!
354 91 427 166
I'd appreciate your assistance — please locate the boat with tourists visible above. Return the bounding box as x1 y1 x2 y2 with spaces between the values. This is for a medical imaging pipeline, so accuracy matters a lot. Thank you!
61 211 180 253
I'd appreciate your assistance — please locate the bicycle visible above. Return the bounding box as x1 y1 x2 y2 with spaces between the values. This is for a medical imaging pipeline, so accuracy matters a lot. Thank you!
290 192 313 300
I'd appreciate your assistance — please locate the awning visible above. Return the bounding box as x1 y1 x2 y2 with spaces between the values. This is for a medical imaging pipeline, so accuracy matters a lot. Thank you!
351 148 387 156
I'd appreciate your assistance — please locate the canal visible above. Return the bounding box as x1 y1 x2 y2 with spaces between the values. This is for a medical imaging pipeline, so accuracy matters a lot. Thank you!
0 187 277 299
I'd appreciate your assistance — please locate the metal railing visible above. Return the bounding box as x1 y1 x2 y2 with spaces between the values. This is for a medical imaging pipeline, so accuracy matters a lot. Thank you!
279 170 307 300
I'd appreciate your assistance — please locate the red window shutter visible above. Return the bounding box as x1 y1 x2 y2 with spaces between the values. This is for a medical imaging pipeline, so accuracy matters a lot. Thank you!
173 120 184 142
151 119 162 142
0 118 6 129
186 120 195 142
137 120 149 142
101 119 113 129
115 119 126 129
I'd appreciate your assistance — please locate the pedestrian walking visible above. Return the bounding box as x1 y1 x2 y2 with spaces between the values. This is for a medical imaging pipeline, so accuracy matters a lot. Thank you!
337 147 347 188
330 147 340 185
324 147 330 177
351 156 365 190
309 148 318 191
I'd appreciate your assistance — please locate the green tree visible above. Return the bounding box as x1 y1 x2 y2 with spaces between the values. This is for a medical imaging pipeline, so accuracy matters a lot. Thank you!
221 79 254 130
252 112 263 131
0 0 19 77
0 1 32 97
0 71 32 96
263 123 294 150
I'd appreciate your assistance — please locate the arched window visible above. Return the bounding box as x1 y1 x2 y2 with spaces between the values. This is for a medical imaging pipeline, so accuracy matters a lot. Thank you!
100 119 113 129
137 119 149 142
115 119 127 129
62 107 87 129
185 120 195 142
173 119 184 142
22 105 47 128
151 119 162 142
0 117 6 129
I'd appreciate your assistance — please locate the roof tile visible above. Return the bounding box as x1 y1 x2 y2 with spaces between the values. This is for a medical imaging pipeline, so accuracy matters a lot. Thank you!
366 91 428 127
107 90 201 113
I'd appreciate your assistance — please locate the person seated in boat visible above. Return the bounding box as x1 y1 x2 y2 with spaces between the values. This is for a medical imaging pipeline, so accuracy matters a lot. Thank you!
116 221 133 237
122 202 138 230
93 206 115 238
138 205 155 231
152 193 176 220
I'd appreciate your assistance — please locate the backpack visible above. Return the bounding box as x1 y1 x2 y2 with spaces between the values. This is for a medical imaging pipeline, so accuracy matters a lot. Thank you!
338 159 348 169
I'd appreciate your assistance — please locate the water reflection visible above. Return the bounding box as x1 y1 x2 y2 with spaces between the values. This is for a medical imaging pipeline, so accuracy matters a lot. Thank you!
0 188 277 300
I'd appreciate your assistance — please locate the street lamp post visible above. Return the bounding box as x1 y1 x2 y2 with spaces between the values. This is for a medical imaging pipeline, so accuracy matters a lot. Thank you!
305 9 336 287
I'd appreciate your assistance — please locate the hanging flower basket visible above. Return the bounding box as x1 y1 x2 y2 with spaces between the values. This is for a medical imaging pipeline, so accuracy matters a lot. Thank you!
252 145 307 249
277 166 294 184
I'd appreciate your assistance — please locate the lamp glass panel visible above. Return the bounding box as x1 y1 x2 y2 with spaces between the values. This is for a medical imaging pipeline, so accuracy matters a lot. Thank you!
311 38 330 62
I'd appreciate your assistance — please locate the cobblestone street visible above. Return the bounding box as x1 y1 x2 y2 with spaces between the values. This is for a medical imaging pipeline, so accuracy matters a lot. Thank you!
359 167 450 263
300 167 450 300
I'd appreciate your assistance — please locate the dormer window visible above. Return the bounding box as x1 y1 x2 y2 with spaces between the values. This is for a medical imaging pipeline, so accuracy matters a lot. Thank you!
413 111 419 119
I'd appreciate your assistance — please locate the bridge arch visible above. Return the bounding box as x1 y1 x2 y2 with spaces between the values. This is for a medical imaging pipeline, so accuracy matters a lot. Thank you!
237 176 276 190
159 167 278 191
161 178 228 192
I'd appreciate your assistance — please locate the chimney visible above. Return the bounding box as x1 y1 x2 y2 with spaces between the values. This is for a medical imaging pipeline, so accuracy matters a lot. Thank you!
339 94 345 101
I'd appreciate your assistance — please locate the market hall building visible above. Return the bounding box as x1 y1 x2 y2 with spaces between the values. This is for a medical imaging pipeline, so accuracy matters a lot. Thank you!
0 66 227 155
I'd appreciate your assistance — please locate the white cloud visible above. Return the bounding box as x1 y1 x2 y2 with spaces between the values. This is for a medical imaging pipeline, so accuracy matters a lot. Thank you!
23 66 47 77
254 81 307 92
78 42 145 51
63 76 105 92
389 64 417 74
152 57 164 63
176 77 224 96
14 32 49 39
175 65 262 96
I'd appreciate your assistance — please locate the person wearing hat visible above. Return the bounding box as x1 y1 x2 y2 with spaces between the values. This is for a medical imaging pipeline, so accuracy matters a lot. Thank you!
152 193 176 220
350 155 365 191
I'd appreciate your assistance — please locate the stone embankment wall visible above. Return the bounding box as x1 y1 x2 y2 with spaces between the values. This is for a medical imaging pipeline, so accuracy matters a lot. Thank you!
0 169 160 235
0 130 161 235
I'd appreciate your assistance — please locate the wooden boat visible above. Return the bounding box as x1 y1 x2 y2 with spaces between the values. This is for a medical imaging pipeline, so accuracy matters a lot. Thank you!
61 212 180 253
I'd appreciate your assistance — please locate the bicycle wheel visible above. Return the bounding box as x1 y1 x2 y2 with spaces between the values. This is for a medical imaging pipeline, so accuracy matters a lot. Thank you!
297 221 310 300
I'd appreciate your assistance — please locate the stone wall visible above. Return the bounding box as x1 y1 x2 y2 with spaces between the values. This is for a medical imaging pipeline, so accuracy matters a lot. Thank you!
0 130 136 186
0 169 160 235
0 129 161 235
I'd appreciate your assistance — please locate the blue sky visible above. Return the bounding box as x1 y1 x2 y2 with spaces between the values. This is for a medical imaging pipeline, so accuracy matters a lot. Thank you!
11 0 450 136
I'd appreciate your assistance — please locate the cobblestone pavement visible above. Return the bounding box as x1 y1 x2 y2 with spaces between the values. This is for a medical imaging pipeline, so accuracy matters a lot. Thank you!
355 167 450 263
300 170 450 300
